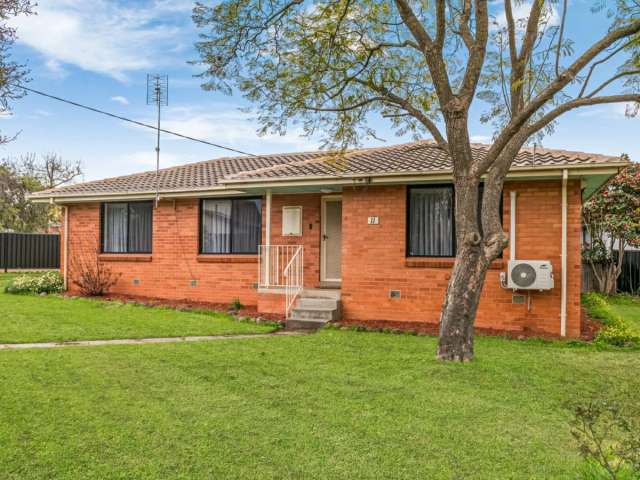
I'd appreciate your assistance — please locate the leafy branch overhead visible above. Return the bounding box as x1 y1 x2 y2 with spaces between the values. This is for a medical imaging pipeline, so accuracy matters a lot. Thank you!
193 0 640 360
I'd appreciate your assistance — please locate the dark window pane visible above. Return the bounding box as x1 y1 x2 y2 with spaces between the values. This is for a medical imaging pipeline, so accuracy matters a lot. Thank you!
128 202 153 253
231 199 262 253
103 203 128 253
202 199 232 253
408 187 454 256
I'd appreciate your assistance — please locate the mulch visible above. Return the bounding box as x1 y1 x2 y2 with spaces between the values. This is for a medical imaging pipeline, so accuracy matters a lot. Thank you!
62 292 286 322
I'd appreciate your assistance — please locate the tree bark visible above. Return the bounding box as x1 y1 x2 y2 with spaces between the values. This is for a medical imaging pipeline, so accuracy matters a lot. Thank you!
436 121 510 361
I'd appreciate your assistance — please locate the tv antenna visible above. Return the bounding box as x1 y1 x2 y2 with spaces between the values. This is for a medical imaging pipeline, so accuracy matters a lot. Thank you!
146 74 168 206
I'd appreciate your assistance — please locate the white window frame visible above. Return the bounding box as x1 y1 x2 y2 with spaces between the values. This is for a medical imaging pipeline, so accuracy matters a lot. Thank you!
282 206 303 236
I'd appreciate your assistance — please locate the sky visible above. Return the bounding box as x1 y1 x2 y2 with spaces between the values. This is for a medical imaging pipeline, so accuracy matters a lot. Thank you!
1 0 638 182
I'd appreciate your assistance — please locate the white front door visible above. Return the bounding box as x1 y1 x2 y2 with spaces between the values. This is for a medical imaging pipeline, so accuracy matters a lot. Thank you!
321 196 342 282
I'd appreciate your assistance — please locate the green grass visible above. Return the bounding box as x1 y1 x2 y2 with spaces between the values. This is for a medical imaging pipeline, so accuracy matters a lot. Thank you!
0 273 275 343
605 295 640 335
0 331 638 479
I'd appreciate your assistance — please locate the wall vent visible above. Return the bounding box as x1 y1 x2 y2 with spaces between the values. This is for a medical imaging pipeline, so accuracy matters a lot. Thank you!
389 290 401 299
132 278 140 285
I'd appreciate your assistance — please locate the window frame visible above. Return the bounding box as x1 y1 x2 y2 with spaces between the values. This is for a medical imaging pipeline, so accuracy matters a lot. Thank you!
198 196 263 255
405 184 503 258
100 200 154 254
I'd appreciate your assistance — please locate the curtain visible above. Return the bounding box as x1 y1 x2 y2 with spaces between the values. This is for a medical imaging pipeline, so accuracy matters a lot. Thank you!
202 199 232 253
103 203 128 253
232 199 261 253
128 202 153 252
409 187 454 256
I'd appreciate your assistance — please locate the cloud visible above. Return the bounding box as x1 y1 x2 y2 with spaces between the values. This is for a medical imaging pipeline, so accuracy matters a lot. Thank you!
110 96 130 106
121 150 185 168
133 104 319 154
44 58 68 79
470 135 491 143
576 103 640 120
493 2 559 32
12 0 195 82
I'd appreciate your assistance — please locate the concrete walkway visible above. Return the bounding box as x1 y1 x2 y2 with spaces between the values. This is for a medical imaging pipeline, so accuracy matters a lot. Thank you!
0 331 306 350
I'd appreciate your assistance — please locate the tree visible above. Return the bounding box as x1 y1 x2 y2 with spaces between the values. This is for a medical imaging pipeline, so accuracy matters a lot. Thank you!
0 154 82 232
193 0 640 360
0 0 34 144
583 163 640 295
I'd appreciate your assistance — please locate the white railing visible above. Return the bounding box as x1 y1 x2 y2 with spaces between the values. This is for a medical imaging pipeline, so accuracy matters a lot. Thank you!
284 246 304 319
258 245 304 288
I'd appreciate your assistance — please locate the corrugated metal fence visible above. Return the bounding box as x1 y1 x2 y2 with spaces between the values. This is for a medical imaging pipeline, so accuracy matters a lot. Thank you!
582 251 640 295
0 233 60 272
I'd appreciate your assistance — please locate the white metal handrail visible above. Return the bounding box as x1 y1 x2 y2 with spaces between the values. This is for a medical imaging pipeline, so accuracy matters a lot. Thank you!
284 246 303 319
258 245 303 288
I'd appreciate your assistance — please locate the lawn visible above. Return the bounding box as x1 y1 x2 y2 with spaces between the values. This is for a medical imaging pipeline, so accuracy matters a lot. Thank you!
605 295 640 335
0 273 275 343
0 330 638 479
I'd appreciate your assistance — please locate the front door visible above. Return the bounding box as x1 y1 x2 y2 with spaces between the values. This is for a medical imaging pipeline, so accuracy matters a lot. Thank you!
321 196 342 283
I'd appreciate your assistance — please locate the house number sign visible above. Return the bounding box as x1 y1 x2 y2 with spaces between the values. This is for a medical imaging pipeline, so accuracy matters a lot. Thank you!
367 216 379 225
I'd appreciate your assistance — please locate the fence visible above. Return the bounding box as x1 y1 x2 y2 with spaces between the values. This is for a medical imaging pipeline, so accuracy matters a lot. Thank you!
0 232 60 272
582 250 640 294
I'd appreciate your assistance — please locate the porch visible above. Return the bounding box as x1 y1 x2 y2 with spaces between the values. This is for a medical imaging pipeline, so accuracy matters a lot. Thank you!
257 190 343 326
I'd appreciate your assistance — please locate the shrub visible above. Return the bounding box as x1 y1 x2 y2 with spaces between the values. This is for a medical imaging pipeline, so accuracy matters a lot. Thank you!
71 251 121 296
570 398 640 479
582 293 640 348
229 297 243 311
5 271 64 294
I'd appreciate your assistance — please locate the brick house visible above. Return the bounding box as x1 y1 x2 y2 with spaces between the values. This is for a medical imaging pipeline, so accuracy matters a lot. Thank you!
30 141 629 337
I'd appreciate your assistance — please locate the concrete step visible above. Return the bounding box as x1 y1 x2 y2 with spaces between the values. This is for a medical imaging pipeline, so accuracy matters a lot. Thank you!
285 318 329 331
291 307 339 321
300 288 341 300
297 297 339 309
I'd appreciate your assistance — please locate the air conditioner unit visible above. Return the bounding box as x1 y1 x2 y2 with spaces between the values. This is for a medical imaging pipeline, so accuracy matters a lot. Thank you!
507 260 554 291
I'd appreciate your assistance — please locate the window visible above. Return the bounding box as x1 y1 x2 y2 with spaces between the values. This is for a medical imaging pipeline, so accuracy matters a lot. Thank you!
408 186 455 257
282 206 302 236
407 185 502 257
200 198 262 254
101 201 153 253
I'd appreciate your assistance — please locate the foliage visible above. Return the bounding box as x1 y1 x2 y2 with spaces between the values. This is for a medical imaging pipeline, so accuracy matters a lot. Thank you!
582 293 640 347
193 0 640 360
4 271 63 295
0 154 82 232
570 398 640 479
583 163 640 293
0 0 35 145
71 251 121 296
229 297 243 311
1 330 640 477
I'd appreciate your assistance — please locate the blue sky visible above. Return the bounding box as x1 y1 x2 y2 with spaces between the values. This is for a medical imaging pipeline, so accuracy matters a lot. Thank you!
1 0 638 182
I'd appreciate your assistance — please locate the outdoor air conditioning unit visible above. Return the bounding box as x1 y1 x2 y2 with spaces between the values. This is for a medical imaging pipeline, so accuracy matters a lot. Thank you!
507 260 554 291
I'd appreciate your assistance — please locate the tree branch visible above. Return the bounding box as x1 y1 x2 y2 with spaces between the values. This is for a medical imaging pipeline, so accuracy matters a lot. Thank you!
555 0 568 77
481 20 640 174
579 40 634 97
585 70 640 98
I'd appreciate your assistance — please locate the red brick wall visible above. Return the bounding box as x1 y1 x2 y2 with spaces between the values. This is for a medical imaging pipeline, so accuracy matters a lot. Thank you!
340 180 582 337
64 199 259 306
62 179 582 337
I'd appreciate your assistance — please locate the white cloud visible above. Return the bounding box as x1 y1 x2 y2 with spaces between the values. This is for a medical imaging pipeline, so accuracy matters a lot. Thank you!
493 2 559 32
470 135 491 143
110 96 130 106
12 0 195 82
44 58 68 79
576 103 639 120
121 151 185 168
133 104 319 154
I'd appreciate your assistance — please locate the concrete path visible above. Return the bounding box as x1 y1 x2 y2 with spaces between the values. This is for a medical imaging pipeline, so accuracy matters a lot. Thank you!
0 331 306 350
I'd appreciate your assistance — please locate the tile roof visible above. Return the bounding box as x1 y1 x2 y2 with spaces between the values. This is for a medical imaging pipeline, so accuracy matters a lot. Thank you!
31 140 626 199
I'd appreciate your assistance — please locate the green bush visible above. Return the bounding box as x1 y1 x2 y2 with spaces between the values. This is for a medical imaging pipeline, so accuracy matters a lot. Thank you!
4 271 64 295
583 293 640 348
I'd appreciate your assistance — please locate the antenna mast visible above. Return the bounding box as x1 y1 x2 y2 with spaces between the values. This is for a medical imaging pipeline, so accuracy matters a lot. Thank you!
146 74 168 207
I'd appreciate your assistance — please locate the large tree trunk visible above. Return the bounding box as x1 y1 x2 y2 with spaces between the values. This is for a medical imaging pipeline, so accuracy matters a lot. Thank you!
436 126 511 361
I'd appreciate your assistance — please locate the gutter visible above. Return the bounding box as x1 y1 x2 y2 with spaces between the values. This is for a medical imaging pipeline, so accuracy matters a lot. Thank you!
27 162 628 204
